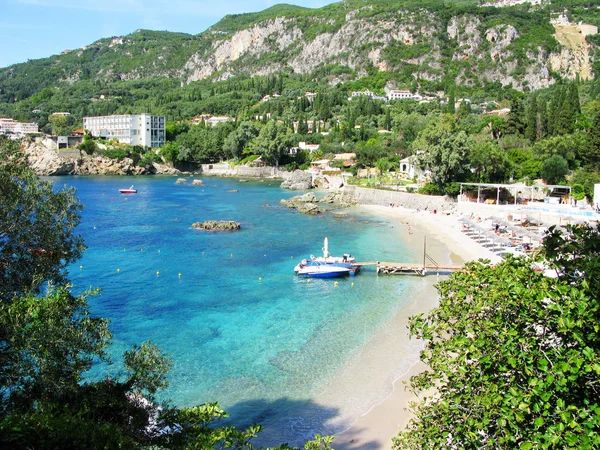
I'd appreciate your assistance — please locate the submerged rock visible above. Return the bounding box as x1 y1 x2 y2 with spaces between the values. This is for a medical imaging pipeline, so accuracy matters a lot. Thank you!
192 179 203 186
191 220 241 231
176 178 188 185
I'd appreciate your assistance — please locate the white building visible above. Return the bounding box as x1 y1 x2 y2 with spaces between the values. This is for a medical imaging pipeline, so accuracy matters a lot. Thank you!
205 116 233 127
387 89 422 101
83 114 165 148
0 118 38 134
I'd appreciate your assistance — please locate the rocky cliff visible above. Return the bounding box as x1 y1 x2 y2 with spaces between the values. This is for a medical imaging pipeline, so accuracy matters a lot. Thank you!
179 6 597 90
1 2 597 97
22 139 181 176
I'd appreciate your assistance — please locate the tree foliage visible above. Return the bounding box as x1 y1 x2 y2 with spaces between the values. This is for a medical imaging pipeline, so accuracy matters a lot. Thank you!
394 224 600 449
413 115 473 187
0 137 85 301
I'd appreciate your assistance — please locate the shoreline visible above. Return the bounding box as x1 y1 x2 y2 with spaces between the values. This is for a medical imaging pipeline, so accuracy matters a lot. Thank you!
321 204 499 449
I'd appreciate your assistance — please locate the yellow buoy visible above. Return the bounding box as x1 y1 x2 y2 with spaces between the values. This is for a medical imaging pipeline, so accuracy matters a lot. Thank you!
334 281 339 286
259 277 262 282
264 254 266 257
351 282 354 286
79 265 83 270
117 268 120 273
178 273 182 277
230 253 233 257
156 271 160 276
202 251 204 255
158 249 161 253
307 279 310 284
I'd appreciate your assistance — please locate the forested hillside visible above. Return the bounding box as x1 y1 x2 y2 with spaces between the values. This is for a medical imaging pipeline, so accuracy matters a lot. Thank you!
0 0 598 117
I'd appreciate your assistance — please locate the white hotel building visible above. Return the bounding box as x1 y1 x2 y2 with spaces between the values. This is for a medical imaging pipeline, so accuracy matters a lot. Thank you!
0 118 39 134
83 114 165 148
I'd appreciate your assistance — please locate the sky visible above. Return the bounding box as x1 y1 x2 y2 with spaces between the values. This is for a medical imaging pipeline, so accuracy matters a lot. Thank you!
1 0 335 69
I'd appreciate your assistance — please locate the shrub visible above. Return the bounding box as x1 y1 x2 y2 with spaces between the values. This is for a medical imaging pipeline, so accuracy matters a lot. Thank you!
418 183 443 196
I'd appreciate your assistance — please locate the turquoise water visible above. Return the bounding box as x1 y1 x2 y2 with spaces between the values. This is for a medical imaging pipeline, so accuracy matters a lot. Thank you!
60 175 420 444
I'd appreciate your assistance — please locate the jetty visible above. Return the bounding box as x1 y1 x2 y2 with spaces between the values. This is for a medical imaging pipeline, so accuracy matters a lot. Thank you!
356 237 463 277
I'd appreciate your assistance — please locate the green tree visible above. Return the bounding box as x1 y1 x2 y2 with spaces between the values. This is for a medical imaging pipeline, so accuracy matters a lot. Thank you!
375 157 393 176
505 95 526 136
468 140 511 183
394 224 600 449
525 94 538 142
584 105 600 171
536 97 548 141
223 121 259 160
0 137 85 301
570 169 600 202
250 120 293 167
413 116 473 187
48 113 74 136
542 154 569 185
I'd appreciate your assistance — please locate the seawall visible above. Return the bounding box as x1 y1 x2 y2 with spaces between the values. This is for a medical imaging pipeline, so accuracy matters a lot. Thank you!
343 186 455 212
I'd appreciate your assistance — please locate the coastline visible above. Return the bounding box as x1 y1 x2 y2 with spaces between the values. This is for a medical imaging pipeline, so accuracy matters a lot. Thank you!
323 204 499 449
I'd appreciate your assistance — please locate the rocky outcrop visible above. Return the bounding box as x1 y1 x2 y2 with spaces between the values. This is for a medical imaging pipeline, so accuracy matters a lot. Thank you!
280 170 313 190
280 194 322 214
191 220 241 231
192 179 203 186
319 191 354 207
23 139 76 176
296 203 321 215
550 23 597 81
176 178 188 184
22 139 181 176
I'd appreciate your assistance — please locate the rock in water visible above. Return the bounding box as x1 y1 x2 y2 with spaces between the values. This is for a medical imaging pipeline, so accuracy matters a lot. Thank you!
191 220 241 231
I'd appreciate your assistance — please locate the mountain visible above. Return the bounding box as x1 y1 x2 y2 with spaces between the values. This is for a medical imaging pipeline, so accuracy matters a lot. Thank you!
0 0 598 109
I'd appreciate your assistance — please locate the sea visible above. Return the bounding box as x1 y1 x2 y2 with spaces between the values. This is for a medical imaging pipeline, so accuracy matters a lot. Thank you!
57 175 432 445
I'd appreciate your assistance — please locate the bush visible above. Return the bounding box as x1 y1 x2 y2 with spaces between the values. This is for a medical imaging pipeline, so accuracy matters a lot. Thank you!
99 148 127 160
443 182 461 197
418 183 443 196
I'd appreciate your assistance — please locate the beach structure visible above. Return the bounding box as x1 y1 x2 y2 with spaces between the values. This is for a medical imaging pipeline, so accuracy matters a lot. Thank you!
84 114 165 148
356 237 463 276
458 182 572 206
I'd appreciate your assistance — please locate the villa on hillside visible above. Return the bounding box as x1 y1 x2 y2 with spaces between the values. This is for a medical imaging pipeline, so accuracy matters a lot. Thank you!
289 141 320 155
206 116 233 127
387 89 422 101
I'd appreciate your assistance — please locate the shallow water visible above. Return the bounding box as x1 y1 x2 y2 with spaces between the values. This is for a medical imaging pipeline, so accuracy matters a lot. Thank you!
59 175 427 444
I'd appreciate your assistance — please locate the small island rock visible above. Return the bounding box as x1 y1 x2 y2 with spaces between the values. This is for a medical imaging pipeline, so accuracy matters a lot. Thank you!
191 220 241 231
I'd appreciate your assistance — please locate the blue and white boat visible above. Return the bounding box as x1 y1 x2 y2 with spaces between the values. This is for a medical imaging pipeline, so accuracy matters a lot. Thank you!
294 238 360 278
295 261 353 278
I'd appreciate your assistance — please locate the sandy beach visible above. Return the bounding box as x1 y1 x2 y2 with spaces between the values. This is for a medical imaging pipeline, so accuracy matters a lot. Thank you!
326 205 500 449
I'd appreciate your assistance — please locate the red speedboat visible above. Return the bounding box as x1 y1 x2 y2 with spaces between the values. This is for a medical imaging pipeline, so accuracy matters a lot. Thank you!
119 185 137 194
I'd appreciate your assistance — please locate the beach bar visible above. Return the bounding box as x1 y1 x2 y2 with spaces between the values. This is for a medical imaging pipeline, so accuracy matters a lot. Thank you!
458 182 572 207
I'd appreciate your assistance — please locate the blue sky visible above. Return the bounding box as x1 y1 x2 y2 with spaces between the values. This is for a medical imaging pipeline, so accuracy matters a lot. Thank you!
1 0 334 69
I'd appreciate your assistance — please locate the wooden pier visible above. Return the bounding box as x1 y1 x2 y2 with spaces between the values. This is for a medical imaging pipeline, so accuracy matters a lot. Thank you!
355 236 463 277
